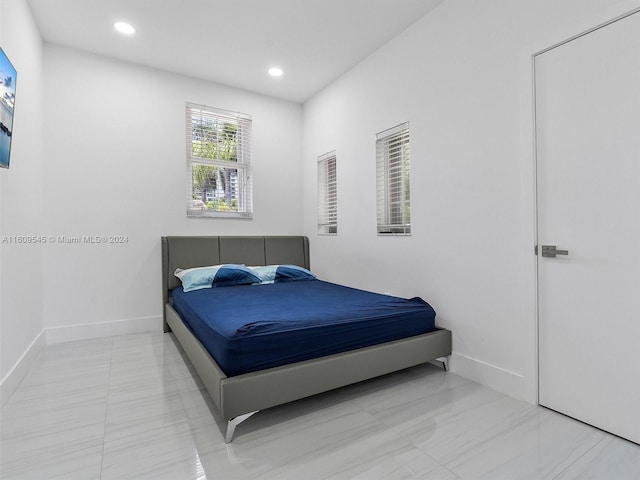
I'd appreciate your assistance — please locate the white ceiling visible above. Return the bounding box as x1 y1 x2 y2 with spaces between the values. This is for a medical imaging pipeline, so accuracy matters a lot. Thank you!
26 0 444 103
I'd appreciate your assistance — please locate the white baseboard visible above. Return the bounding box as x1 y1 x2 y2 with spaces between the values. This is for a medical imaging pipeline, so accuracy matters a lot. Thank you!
1 316 162 405
449 352 527 402
1 329 46 407
46 315 163 344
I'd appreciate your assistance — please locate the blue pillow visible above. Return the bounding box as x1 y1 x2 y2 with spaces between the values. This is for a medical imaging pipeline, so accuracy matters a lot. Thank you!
274 265 316 282
174 264 261 292
248 265 315 284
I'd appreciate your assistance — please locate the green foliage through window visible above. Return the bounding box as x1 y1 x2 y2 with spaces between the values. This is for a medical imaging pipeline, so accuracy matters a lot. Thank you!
186 103 252 218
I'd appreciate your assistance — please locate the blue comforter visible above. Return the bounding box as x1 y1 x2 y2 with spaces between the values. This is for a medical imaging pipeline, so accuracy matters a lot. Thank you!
172 279 436 376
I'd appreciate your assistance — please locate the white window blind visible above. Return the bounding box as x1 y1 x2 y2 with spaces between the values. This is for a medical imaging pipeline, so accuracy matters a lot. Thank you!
186 102 253 218
376 122 411 235
317 151 337 235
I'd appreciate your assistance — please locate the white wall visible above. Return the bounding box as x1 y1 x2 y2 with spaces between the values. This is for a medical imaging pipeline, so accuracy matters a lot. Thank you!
41 45 303 340
0 0 47 401
302 0 637 401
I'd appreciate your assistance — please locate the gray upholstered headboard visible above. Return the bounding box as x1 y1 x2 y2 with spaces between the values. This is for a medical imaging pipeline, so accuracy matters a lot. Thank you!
161 236 310 327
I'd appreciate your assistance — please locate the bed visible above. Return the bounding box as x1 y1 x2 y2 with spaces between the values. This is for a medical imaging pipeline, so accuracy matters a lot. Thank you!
161 235 452 442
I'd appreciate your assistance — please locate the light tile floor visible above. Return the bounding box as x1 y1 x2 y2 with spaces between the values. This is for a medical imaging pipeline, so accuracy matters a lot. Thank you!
1 333 639 479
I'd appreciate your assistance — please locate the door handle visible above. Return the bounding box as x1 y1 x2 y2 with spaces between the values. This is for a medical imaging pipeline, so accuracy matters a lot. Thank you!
541 245 569 257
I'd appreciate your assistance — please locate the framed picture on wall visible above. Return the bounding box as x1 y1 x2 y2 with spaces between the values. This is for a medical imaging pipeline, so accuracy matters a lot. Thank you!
0 46 17 169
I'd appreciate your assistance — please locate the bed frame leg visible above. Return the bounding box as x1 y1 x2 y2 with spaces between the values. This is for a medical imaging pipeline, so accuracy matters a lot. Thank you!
435 356 449 372
225 411 258 443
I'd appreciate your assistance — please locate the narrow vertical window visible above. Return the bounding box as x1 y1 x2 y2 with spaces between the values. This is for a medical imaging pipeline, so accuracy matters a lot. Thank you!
186 103 252 218
376 122 411 235
317 151 337 235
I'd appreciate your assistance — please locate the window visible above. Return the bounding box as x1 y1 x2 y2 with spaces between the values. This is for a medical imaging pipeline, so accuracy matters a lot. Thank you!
317 151 337 235
376 122 411 235
186 103 252 218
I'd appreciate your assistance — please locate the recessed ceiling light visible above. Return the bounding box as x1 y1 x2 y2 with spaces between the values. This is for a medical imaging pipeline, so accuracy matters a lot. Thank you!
268 67 284 77
114 21 136 35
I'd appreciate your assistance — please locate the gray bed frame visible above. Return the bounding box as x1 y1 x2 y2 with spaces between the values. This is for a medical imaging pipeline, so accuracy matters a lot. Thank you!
161 235 452 442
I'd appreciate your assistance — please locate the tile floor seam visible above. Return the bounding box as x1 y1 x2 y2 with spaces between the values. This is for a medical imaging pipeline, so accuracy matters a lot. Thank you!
416 444 460 480
98 336 115 480
550 435 606 480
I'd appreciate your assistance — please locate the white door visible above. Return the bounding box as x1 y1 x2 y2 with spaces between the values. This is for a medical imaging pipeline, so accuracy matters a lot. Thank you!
536 11 640 444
